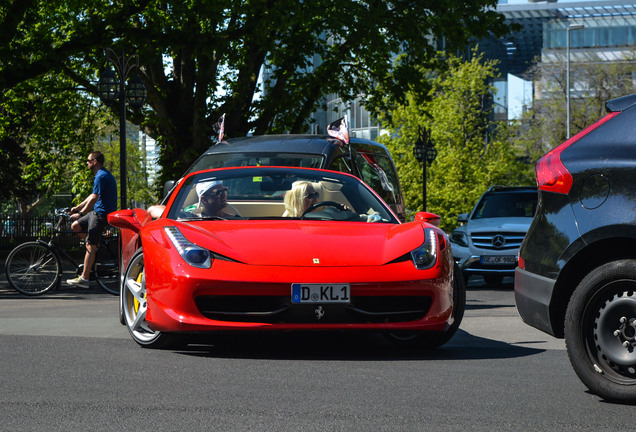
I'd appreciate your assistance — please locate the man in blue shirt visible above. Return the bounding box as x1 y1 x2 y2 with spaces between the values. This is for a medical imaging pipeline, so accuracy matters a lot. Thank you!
66 151 117 288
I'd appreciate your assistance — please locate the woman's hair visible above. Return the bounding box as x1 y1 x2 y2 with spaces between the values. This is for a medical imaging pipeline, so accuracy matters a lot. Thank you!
284 181 313 217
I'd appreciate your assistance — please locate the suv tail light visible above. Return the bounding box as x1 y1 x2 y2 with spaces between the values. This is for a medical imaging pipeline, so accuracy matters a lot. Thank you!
536 112 620 194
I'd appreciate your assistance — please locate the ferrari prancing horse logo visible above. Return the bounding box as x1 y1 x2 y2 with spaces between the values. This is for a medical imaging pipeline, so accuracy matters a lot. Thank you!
315 306 325 320
313 258 320 264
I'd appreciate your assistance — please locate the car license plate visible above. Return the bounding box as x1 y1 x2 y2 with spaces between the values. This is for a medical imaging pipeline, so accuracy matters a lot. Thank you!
481 255 517 265
291 283 350 304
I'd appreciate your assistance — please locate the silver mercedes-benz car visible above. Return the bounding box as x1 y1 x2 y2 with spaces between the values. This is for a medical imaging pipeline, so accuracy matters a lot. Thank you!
450 186 537 286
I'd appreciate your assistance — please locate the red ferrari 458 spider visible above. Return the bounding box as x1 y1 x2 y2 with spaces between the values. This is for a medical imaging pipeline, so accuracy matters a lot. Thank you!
108 166 465 349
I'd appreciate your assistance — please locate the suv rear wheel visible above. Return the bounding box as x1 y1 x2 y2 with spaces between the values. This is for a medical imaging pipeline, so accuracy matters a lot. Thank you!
565 259 636 403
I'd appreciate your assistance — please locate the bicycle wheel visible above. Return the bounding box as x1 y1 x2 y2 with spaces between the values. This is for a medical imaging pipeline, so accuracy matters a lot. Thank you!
94 255 120 295
5 242 62 296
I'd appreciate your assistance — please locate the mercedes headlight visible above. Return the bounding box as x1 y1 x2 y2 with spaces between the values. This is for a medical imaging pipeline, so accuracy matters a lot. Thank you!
450 230 468 247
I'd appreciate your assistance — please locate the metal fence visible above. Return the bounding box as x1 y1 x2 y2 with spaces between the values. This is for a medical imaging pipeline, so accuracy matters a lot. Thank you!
0 213 83 251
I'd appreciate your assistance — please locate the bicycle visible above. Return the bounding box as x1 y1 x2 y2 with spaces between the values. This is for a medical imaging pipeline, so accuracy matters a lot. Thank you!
4 208 120 296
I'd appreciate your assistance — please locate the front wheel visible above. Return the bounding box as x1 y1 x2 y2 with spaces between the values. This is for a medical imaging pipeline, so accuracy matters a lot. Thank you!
565 260 636 403
386 263 466 349
5 242 61 296
122 248 178 349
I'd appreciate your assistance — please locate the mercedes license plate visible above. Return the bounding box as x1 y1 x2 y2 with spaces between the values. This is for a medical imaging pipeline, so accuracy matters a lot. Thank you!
481 255 517 265
291 283 350 304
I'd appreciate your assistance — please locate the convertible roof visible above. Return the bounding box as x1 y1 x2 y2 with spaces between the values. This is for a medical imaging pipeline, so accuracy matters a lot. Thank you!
203 134 389 155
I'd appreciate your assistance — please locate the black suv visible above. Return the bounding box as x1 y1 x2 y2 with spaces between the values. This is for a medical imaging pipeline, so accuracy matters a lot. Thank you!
167 134 406 221
515 93 636 403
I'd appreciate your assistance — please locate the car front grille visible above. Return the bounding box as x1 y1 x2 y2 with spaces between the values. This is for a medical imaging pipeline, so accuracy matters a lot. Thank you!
471 231 525 250
195 295 432 324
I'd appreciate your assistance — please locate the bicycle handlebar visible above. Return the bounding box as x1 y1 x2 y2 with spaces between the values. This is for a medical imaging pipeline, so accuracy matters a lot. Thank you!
55 208 72 217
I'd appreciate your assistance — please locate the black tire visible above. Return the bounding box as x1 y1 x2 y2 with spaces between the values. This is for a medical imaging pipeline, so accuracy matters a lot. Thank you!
386 263 466 349
94 235 120 295
94 256 120 295
483 274 503 286
5 242 61 296
565 260 636 404
122 248 179 349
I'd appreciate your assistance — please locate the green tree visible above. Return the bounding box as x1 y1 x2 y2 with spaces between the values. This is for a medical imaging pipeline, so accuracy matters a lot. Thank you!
127 0 513 186
1 0 513 191
0 73 107 215
99 131 159 207
380 52 532 231
0 73 157 214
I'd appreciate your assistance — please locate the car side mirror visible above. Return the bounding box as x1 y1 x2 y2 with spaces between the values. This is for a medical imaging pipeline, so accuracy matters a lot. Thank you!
415 211 441 227
163 180 175 199
457 213 468 224
107 209 143 233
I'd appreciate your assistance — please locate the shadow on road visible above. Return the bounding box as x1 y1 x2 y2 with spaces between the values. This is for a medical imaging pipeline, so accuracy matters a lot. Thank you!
171 329 545 362
0 283 113 299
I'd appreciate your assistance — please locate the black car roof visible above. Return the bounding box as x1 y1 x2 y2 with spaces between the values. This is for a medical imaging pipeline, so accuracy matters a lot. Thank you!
202 134 391 155
605 93 636 113
486 185 537 193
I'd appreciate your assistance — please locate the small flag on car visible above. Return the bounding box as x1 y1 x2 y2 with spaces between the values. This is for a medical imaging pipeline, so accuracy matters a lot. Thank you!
214 113 226 142
327 116 350 145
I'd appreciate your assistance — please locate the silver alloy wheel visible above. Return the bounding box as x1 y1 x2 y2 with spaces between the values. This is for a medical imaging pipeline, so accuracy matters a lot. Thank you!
123 250 162 345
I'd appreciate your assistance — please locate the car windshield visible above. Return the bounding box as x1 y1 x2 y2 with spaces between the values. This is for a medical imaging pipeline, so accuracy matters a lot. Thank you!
166 167 397 223
472 192 537 219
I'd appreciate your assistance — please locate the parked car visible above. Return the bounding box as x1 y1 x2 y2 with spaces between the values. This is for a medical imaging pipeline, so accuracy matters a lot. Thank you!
163 134 406 221
450 186 537 286
109 166 465 349
515 93 636 403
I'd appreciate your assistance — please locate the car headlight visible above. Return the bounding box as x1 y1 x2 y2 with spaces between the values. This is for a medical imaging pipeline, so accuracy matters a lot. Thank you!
450 230 468 247
164 226 212 268
411 228 438 270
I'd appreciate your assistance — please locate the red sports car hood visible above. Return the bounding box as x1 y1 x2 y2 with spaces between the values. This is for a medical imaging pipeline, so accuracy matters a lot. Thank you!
168 220 426 266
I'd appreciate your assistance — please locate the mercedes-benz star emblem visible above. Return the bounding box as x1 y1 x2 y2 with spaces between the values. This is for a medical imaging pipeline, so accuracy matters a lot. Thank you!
492 234 506 248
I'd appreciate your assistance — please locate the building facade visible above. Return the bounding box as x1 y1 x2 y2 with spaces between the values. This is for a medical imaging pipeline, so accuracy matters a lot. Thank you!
486 0 636 120
312 0 636 136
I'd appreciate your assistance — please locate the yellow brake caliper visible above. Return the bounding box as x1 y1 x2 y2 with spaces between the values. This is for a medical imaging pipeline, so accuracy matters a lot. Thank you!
133 271 144 313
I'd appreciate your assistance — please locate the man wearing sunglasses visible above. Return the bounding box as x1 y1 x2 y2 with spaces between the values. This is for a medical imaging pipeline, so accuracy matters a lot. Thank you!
195 180 240 218
66 151 117 288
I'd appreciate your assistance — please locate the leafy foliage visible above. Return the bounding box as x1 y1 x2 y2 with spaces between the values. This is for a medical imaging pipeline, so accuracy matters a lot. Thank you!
380 52 534 231
99 131 159 207
520 48 636 157
1 0 512 196
0 73 106 214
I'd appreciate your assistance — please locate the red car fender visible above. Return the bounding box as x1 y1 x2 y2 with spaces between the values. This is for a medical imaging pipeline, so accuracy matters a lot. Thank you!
108 208 152 274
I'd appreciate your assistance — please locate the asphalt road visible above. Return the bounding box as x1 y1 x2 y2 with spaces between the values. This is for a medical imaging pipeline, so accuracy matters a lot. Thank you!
0 275 633 431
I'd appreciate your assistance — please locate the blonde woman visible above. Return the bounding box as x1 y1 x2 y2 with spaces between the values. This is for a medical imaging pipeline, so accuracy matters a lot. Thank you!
283 181 319 217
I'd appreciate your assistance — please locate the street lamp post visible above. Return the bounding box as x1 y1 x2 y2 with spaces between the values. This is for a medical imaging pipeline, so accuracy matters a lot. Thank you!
567 23 584 139
413 128 437 211
96 49 147 210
